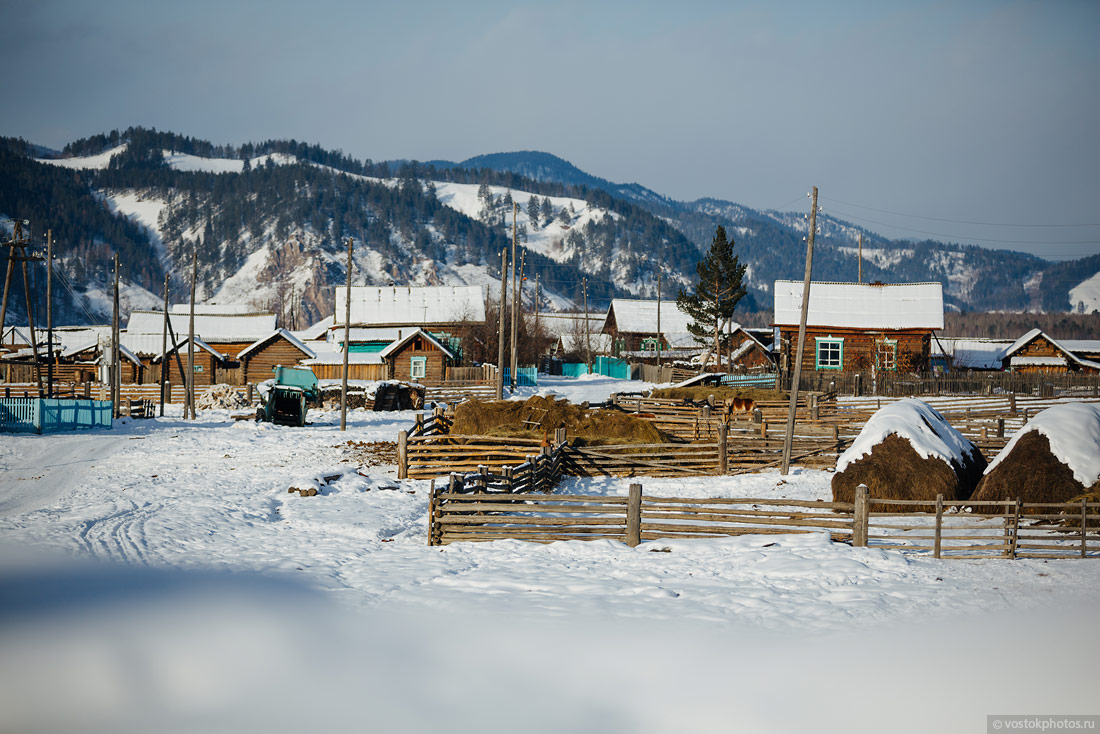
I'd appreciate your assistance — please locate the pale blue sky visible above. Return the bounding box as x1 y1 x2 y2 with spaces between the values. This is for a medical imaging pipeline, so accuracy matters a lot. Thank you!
2 0 1098 258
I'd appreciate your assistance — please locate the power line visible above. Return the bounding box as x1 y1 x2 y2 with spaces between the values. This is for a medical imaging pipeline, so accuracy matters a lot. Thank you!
821 205 1100 246
819 195 1100 228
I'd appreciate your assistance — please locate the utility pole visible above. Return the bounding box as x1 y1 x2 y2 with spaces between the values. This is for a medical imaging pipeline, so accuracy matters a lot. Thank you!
495 248 507 400
340 237 353 431
159 274 168 416
713 273 721 373
858 232 863 284
509 202 518 393
781 186 818 476
45 230 53 398
582 276 591 373
534 273 540 342
112 254 120 416
656 271 662 369
187 249 196 420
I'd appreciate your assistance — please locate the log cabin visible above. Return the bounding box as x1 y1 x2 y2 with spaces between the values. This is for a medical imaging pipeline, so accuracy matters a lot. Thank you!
379 329 455 382
601 299 695 358
1000 329 1100 373
237 329 317 384
773 281 944 374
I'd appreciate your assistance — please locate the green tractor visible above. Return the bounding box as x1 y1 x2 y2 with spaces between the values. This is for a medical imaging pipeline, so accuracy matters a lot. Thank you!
256 366 321 427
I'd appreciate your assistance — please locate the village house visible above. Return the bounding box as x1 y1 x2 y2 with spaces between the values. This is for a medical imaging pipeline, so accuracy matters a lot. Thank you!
727 325 777 372
773 280 944 373
999 329 1100 373
379 328 456 382
601 299 696 361
332 285 485 362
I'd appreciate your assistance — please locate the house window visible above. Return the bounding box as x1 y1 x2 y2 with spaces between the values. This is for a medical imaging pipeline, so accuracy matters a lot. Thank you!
875 339 898 371
410 356 427 379
815 337 843 370
641 338 659 352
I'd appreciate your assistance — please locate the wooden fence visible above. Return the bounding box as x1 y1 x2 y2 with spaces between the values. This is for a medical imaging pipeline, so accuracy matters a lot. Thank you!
427 483 1100 558
423 381 497 404
789 370 1100 398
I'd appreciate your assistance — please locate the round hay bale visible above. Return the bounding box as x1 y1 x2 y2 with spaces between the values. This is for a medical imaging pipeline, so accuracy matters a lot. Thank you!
832 398 986 508
971 403 1100 512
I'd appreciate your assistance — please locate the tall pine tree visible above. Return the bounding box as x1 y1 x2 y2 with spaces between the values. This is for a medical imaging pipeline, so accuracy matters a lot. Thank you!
677 225 747 362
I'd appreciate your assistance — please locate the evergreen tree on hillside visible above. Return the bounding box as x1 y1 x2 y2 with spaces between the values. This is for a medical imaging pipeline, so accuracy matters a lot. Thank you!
540 196 553 225
677 225 747 360
527 195 540 230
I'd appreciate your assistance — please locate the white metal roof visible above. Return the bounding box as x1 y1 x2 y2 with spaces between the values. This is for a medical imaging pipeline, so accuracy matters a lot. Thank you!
605 299 693 335
126 310 277 341
336 285 486 327
932 338 1013 369
294 315 334 341
1061 340 1100 354
169 303 262 315
536 312 606 339
237 329 317 360
773 281 944 330
301 349 385 366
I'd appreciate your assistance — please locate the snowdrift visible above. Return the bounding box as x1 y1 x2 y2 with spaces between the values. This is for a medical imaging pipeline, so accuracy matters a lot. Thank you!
970 402 1100 509
832 398 986 506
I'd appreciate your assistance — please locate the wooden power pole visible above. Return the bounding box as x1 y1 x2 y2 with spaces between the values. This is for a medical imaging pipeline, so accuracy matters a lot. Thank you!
187 250 196 420
582 276 591 373
112 254 120 416
340 237 353 431
45 229 53 398
858 231 863 284
495 248 507 400
159 274 168 417
781 186 819 475
509 202 519 393
656 271 662 369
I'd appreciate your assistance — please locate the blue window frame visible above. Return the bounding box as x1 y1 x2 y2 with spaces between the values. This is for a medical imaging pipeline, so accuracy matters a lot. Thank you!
815 337 843 370
410 356 427 379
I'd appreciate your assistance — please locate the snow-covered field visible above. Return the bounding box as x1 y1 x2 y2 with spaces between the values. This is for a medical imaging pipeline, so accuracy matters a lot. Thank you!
2 377 1097 731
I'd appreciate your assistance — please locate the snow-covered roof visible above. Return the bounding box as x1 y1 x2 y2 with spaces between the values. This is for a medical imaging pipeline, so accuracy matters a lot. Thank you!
156 336 224 362
237 329 317 360
1001 329 1100 371
378 329 455 360
986 403 1100 486
1061 340 1100 355
1 325 31 346
773 281 944 330
605 299 693 335
169 304 261 315
336 327 409 343
294 315 334 341
932 338 1013 370
336 285 485 327
536 312 605 339
301 349 385 366
837 398 977 472
559 331 614 355
126 310 277 342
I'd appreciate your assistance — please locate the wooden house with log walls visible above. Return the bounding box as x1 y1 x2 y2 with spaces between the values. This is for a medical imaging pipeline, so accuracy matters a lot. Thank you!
773 281 943 374
728 326 776 372
1000 329 1100 373
237 329 317 384
155 337 230 387
601 299 696 360
379 329 455 382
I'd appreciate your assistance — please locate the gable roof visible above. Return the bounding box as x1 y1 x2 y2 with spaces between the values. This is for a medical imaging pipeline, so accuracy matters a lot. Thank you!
336 285 485 327
237 329 317 360
155 336 224 362
773 281 944 330
378 328 455 360
604 299 693 335
1001 328 1100 370
126 310 277 342
294 315 334 341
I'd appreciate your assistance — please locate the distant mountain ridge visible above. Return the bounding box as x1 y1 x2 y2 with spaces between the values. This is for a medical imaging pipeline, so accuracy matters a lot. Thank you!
1 129 1097 330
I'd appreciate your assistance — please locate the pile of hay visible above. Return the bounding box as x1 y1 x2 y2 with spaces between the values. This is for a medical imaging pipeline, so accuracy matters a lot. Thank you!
196 384 250 411
832 398 986 507
450 396 671 445
970 403 1100 511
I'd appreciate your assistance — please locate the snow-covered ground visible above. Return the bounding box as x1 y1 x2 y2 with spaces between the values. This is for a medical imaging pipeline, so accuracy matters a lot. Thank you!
2 379 1098 731
1069 268 1100 313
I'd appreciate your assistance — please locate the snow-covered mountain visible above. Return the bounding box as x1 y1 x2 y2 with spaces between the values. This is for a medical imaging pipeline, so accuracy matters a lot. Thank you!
2 130 1098 329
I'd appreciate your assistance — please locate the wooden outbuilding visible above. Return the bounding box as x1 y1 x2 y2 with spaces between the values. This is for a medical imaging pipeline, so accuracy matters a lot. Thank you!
1000 329 1100 374
380 329 455 382
155 337 230 386
773 281 943 374
237 329 317 384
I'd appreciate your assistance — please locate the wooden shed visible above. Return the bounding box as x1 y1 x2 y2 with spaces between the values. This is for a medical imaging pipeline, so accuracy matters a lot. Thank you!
156 337 230 386
237 329 317 384
380 328 455 383
1000 329 1100 374
773 281 943 374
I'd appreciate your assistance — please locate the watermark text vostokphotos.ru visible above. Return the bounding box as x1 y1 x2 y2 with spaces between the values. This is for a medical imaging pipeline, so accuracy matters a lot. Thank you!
989 716 1099 732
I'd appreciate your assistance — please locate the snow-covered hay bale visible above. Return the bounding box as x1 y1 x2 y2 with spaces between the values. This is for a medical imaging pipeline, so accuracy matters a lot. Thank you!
970 403 1100 511
832 398 986 507
196 384 250 411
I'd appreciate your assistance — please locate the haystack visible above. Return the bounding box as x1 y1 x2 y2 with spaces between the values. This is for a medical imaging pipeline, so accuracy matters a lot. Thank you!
832 398 986 506
450 395 671 445
970 403 1100 511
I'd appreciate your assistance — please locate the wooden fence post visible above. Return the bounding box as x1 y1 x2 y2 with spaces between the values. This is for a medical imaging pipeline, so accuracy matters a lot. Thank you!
1010 499 1021 559
997 417 1004 439
428 481 440 546
626 483 642 547
832 425 840 447
693 415 699 440
1009 393 1017 415
415 412 423 434
478 464 489 492
934 493 944 559
503 465 514 493
760 420 767 439
752 407 762 425
853 484 869 547
980 426 988 442
717 423 728 475
811 394 819 422
555 427 567 445
397 430 408 480
1082 498 1088 559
